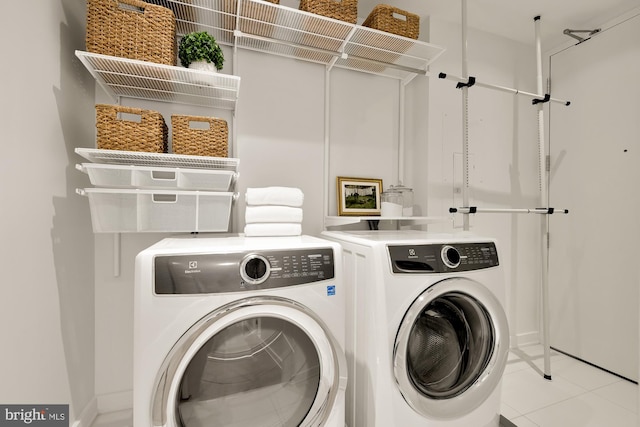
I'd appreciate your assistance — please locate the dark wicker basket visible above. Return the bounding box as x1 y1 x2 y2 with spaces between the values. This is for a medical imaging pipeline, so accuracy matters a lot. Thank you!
95 104 168 153
86 0 177 65
363 4 420 39
171 115 228 157
299 0 358 24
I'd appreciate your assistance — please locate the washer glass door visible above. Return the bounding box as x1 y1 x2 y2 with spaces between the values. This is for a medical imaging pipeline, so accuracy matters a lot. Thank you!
153 297 340 427
394 277 509 419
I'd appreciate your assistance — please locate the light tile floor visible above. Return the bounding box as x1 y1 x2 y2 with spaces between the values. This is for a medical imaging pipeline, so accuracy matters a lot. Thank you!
90 344 639 427
502 344 639 427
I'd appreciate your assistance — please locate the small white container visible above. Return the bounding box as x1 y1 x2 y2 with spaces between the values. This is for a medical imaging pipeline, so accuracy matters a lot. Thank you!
77 163 237 191
77 188 236 233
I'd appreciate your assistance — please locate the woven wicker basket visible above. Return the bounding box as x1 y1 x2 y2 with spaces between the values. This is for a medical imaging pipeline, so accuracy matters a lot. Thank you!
96 104 168 153
86 0 177 65
299 0 358 24
171 115 228 157
363 5 420 39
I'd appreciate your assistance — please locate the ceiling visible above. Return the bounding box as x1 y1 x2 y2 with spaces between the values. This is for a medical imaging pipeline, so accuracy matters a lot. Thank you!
357 0 639 48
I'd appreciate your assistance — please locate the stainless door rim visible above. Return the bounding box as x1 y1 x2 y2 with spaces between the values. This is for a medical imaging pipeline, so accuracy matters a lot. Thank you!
151 296 344 427
393 277 509 420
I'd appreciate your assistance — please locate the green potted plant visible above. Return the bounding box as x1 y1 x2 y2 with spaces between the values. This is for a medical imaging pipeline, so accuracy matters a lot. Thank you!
178 31 225 72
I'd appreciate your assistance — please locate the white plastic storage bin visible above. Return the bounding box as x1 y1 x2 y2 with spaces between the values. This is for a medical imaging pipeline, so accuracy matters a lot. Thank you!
77 188 236 233
76 163 237 191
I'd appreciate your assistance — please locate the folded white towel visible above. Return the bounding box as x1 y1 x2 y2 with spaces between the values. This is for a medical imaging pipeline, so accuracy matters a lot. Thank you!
244 223 302 237
245 187 304 207
245 206 303 224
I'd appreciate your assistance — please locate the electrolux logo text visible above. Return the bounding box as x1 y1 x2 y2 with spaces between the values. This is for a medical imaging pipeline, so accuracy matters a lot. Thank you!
0 405 68 426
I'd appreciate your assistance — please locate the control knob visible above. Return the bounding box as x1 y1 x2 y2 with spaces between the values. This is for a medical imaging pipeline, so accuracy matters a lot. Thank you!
240 254 270 285
441 245 461 269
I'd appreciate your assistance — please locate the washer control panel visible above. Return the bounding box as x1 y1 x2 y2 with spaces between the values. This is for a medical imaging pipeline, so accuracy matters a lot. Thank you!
155 248 335 294
388 242 498 274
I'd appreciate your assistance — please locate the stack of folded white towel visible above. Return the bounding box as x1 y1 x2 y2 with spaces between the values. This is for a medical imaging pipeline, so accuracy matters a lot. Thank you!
244 187 304 237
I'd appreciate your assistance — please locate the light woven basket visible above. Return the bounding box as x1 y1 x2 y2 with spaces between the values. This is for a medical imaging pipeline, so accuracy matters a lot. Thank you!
171 115 229 157
86 0 177 65
363 4 420 39
299 0 358 24
95 104 168 153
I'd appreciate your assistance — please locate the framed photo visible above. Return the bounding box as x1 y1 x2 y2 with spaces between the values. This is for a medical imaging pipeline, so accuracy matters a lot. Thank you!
337 177 383 216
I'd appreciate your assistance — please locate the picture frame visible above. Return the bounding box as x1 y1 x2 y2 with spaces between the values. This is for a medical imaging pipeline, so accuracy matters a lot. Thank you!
337 177 383 216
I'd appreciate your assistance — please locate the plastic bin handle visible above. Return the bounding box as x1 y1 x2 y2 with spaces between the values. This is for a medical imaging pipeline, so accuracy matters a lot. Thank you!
152 194 178 203
151 170 177 181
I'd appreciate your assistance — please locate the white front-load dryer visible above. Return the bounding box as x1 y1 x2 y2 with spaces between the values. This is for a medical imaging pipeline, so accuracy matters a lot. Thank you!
321 230 509 427
134 234 347 427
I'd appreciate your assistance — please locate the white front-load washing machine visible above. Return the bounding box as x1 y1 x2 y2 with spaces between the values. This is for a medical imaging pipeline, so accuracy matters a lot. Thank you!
134 234 347 427
321 230 509 427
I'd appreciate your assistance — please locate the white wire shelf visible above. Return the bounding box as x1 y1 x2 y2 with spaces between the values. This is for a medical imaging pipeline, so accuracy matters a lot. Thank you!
75 148 240 171
75 50 241 109
147 0 445 80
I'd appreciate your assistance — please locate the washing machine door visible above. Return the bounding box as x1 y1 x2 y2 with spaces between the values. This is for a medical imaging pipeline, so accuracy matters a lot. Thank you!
151 296 343 427
393 277 509 419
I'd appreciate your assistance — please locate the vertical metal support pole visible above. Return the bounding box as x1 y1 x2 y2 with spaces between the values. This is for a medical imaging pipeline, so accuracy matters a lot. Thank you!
461 0 470 231
114 95 123 277
323 68 331 224
535 15 552 380
231 4 241 231
113 233 121 277
398 80 406 185
231 39 238 160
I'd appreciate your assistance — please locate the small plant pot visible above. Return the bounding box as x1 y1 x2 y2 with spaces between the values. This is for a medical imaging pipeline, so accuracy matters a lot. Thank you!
188 60 218 73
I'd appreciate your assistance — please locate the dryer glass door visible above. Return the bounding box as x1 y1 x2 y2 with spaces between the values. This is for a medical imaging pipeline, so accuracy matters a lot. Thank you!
153 297 341 427
394 277 509 419
178 316 319 426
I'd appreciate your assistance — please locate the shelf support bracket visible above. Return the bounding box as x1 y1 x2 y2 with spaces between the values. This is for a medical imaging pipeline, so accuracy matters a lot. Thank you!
455 75 476 89
532 93 551 105
328 26 358 71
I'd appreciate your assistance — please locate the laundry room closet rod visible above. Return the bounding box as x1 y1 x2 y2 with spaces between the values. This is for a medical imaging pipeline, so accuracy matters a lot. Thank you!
434 72 570 106
451 6 565 380
449 207 568 215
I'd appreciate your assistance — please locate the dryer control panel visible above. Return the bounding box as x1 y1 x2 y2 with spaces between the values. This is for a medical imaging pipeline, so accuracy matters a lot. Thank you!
388 242 498 274
154 248 335 294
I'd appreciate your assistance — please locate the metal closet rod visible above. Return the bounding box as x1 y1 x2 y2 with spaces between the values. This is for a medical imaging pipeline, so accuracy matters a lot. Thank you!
449 207 569 214
435 72 571 106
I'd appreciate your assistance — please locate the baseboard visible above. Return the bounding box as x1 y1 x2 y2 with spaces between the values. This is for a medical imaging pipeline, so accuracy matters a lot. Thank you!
511 331 539 348
71 397 98 427
96 390 133 414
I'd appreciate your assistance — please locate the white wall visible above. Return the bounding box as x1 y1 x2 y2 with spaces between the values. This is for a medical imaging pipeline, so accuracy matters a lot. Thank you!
0 0 96 424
